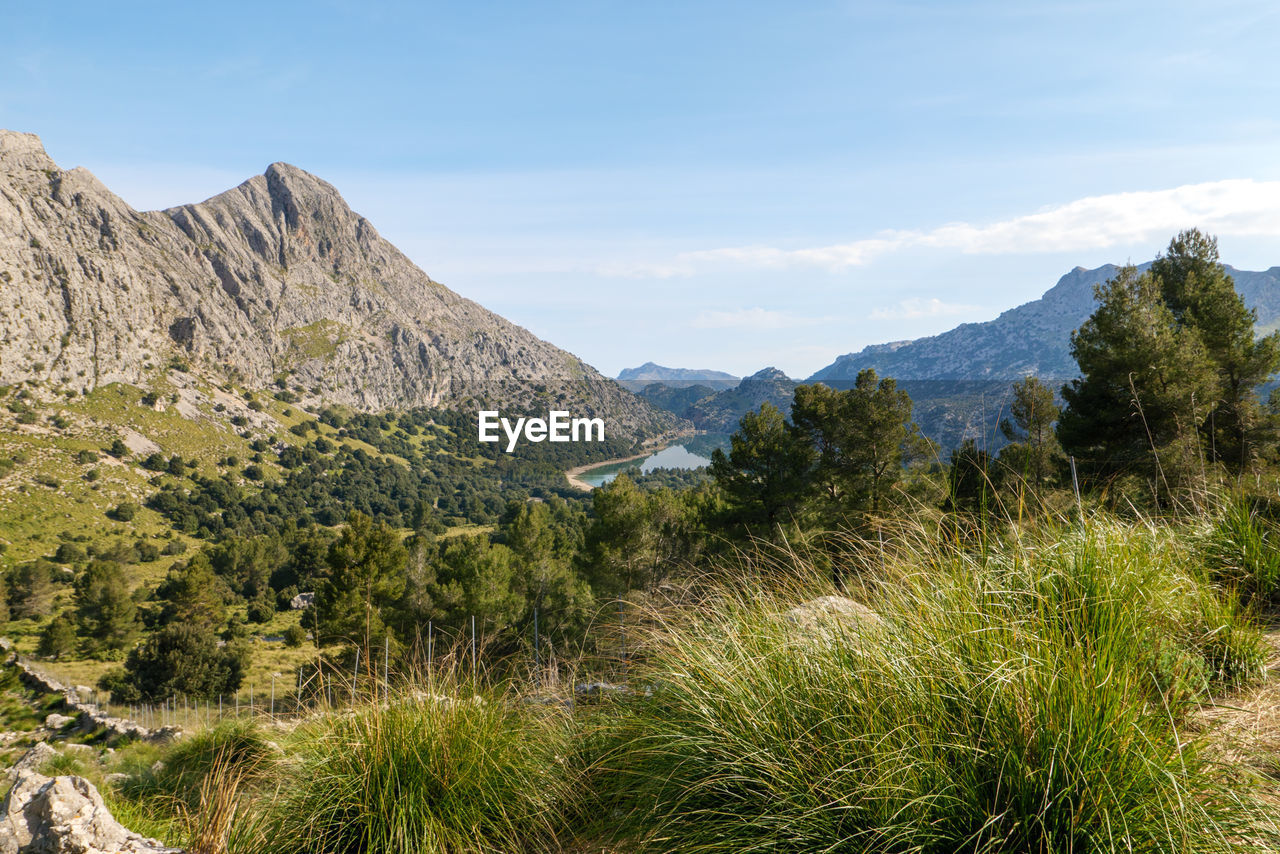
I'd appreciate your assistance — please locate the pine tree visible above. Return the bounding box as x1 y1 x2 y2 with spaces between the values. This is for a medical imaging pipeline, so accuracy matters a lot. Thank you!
1057 264 1218 499
74 559 139 656
1149 229 1280 472
997 376 1063 502
709 402 813 530
314 511 408 659
790 370 926 521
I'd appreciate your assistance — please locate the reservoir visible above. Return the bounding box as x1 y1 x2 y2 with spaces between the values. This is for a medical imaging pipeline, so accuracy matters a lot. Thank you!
577 443 711 489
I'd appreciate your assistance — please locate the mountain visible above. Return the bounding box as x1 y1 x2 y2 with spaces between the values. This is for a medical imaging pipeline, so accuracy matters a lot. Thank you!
810 262 1280 383
0 130 676 438
617 362 739 391
638 367 797 433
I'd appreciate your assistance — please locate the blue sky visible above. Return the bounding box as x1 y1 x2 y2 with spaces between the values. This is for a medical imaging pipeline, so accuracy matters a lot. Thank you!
6 1 1280 378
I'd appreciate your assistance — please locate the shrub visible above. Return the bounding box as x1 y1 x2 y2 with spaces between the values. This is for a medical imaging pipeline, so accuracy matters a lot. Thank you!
36 619 76 659
108 624 248 703
282 624 307 647
54 542 86 565
108 502 139 522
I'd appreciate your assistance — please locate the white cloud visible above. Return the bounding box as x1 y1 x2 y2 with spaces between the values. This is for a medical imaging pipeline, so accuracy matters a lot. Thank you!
870 298 978 320
607 178 1280 276
690 307 825 330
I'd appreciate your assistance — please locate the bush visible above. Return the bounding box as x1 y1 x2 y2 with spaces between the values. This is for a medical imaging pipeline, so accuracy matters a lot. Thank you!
246 594 274 624
36 619 76 659
108 502 139 522
54 542 86 565
282 624 307 647
109 623 248 703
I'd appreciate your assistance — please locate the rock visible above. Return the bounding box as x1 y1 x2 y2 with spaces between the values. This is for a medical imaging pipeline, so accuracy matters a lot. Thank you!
60 744 94 757
0 130 676 439
785 596 883 639
0 769 182 853
289 591 315 610
574 681 631 703
103 773 127 787
5 743 56 781
43 714 74 731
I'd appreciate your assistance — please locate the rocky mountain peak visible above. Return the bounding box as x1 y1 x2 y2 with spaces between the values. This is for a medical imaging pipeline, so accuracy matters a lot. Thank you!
0 130 53 168
746 367 792 382
0 130 677 438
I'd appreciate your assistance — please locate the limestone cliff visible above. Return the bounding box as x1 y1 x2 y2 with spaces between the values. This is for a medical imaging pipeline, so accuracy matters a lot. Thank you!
0 131 677 438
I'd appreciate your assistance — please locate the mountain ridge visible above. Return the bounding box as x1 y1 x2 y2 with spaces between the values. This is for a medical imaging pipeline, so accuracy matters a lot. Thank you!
810 262 1280 382
0 131 677 439
617 362 739 391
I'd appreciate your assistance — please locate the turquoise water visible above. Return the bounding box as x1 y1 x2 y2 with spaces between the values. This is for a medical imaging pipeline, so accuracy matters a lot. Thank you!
577 443 711 488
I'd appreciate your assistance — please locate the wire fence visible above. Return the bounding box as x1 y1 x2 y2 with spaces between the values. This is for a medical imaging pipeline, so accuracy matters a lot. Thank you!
36 603 641 735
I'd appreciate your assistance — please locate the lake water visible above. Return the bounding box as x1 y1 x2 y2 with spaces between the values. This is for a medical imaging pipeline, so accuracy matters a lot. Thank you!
577 443 712 488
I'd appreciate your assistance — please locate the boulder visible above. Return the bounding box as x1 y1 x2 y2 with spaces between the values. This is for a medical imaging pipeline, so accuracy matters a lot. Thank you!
0 769 182 853
5 743 56 782
289 592 315 610
43 714 75 731
785 596 883 638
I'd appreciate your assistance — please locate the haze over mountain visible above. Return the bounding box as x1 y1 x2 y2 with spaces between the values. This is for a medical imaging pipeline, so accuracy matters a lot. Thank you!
0 131 676 438
616 362 739 391
810 262 1280 383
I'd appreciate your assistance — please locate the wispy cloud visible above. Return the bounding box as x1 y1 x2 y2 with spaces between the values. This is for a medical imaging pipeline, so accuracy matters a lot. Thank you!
870 298 978 320
691 307 825 330
607 178 1280 277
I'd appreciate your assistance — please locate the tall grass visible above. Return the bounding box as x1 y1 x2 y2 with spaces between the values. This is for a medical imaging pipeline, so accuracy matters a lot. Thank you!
1200 497 1280 611
251 672 580 854
591 517 1274 853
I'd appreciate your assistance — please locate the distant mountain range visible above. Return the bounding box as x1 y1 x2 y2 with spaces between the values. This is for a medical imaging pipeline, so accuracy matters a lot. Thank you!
617 362 740 391
809 262 1280 383
0 130 676 439
637 260 1280 452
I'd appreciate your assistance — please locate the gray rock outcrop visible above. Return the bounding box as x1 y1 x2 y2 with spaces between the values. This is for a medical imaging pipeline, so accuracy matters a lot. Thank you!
0 769 181 854
0 130 678 439
785 596 883 640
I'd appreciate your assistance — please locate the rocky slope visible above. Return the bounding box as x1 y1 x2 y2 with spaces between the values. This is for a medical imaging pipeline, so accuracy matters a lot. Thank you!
673 367 798 433
0 130 676 438
811 262 1280 382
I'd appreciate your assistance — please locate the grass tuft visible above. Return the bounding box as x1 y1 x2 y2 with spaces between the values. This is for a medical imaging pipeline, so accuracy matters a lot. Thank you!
590 517 1274 853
